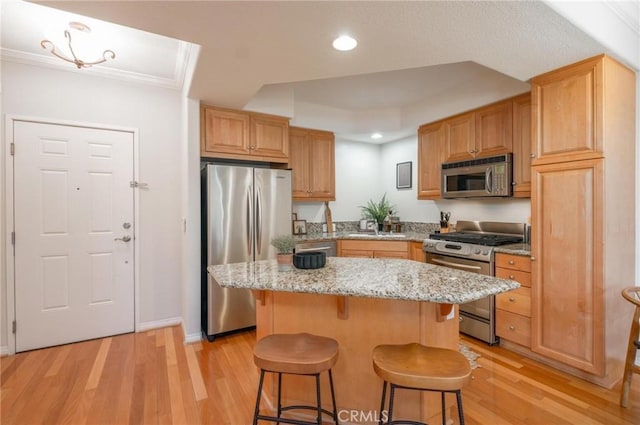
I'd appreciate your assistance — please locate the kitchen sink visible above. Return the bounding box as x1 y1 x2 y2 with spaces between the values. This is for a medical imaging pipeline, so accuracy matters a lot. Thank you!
346 233 407 238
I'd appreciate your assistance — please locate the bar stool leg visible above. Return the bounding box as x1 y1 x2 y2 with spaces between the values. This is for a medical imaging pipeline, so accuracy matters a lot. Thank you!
456 390 465 425
387 384 396 424
253 369 266 425
378 381 387 425
441 392 446 425
314 373 322 425
277 372 283 422
328 369 339 424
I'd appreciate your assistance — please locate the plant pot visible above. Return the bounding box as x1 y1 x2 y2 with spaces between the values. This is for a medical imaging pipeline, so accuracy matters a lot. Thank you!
378 223 383 231
276 253 293 271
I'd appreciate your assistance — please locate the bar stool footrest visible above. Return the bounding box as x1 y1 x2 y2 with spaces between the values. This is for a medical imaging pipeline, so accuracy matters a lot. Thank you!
255 403 337 425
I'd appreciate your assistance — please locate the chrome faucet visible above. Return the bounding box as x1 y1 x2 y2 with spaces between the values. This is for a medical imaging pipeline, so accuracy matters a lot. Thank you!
367 221 379 235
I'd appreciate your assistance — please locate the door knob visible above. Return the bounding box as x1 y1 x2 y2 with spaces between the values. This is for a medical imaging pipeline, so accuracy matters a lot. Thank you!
115 235 132 242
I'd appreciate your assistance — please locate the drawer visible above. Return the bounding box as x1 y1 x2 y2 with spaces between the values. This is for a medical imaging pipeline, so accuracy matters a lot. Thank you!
495 267 531 287
496 287 531 316
496 309 531 347
495 253 531 272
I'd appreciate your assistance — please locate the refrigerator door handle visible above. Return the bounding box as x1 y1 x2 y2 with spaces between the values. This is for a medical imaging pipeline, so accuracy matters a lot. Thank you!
246 187 253 257
256 186 262 255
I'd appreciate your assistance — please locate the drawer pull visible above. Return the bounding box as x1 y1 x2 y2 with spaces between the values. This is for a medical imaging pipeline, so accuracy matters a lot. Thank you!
508 260 515 265
509 325 515 331
508 297 516 302
509 275 515 279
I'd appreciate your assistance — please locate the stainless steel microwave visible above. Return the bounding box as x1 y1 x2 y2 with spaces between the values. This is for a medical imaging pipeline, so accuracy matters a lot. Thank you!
441 154 513 198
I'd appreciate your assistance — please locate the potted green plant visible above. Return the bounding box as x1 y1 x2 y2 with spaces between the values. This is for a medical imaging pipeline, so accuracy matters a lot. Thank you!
270 234 295 271
360 194 395 230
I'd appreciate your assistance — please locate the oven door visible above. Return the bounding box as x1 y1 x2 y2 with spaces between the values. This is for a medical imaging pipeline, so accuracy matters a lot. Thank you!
425 253 491 275
425 252 497 344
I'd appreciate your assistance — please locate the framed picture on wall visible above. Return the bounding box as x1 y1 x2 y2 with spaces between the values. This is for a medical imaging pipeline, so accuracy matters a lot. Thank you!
396 161 412 189
293 219 307 235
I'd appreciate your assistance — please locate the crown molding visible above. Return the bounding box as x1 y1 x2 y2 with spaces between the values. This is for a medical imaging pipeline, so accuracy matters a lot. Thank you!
1 46 194 91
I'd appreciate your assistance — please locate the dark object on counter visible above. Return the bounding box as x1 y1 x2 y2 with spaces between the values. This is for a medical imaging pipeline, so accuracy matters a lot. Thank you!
293 251 326 269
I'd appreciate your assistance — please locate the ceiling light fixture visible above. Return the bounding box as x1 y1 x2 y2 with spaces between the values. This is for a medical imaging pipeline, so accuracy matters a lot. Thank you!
332 35 357 51
41 21 115 69
371 133 383 140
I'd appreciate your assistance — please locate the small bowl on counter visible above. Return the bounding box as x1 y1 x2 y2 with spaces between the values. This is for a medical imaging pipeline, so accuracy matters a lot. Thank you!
293 251 326 269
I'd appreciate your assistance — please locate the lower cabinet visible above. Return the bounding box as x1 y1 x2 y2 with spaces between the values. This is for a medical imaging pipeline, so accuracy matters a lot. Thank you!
409 241 425 262
495 253 531 347
337 240 409 259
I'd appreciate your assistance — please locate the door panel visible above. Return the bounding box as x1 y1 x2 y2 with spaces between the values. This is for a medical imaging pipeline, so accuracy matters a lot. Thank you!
254 168 292 261
14 121 134 352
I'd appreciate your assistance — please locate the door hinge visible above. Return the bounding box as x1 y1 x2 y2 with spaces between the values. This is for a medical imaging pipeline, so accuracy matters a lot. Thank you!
129 181 149 189
11 231 15 245
10 143 15 156
12 321 16 334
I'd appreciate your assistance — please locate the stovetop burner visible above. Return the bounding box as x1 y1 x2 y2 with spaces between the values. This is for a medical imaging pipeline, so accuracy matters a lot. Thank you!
428 232 523 246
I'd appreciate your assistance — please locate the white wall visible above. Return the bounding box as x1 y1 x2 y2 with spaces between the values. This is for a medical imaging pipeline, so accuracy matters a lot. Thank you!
295 135 531 226
1 61 183 349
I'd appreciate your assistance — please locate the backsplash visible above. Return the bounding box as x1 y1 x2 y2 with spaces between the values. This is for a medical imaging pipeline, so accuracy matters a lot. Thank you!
304 221 440 235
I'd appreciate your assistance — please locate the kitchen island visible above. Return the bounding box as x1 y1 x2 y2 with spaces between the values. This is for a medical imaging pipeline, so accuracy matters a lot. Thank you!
209 257 519 424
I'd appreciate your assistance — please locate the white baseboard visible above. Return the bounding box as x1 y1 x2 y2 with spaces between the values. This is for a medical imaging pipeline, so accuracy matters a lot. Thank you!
137 317 182 332
0 346 9 356
184 332 202 344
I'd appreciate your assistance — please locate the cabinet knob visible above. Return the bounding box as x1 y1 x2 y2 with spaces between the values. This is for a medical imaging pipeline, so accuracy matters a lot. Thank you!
509 275 515 279
530 153 536 158
508 260 515 265
530 256 536 261
509 325 516 331
509 297 516 302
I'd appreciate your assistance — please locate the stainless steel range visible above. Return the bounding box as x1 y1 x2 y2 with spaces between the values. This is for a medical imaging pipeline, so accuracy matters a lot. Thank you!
423 220 525 345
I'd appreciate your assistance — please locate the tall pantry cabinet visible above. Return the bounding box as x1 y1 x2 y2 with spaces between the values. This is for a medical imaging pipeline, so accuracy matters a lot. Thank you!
530 55 635 387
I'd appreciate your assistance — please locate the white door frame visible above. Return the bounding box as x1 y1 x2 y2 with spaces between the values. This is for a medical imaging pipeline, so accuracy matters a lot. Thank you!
4 115 141 355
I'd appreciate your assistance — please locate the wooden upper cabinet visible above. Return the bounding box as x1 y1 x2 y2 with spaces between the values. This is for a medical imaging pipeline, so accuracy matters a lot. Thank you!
531 56 603 165
201 105 289 163
512 93 532 197
202 107 250 156
475 100 513 157
288 127 335 201
250 113 289 161
417 122 447 200
444 112 475 162
444 100 513 162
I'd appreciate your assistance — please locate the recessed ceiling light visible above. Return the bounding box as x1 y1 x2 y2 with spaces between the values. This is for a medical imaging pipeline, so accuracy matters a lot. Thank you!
332 35 357 51
371 133 383 140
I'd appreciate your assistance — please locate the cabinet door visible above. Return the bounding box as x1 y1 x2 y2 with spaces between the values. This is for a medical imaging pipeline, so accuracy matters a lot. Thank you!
289 129 311 199
308 131 335 200
475 100 512 158
409 241 425 262
417 122 446 200
250 114 289 162
531 57 603 164
444 112 475 162
531 159 603 374
512 94 532 196
201 107 250 156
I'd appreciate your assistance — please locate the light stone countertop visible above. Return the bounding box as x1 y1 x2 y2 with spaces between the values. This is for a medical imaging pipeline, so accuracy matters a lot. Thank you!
294 231 431 243
208 257 520 304
494 243 531 256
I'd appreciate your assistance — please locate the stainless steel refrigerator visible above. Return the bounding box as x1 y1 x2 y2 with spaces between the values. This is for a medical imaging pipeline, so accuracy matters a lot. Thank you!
202 164 292 341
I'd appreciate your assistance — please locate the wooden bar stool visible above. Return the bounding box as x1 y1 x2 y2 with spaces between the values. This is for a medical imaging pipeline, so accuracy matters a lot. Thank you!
253 333 339 425
372 343 471 425
620 286 640 407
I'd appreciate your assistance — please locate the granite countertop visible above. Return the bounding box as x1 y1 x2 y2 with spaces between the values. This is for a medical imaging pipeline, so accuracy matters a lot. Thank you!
494 243 531 256
208 257 519 304
294 231 431 244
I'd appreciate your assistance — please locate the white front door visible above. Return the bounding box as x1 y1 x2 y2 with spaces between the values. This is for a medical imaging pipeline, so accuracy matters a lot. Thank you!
13 121 135 352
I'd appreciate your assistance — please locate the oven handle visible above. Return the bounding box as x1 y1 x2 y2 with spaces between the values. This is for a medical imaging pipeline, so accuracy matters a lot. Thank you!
431 258 483 271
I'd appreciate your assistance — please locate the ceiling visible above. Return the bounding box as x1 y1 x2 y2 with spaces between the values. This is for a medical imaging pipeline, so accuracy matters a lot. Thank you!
3 1 639 143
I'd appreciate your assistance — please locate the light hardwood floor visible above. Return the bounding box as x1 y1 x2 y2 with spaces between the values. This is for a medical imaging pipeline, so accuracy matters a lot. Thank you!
1 326 639 424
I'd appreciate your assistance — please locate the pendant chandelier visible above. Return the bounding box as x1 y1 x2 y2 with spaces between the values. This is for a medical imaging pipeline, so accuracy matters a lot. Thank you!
41 22 115 69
